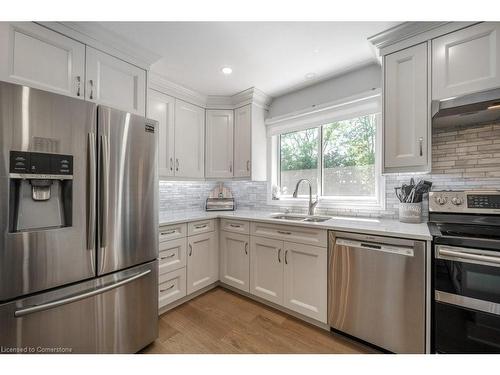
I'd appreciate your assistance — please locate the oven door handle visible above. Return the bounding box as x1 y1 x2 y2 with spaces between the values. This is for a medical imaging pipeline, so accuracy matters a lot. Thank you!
437 245 500 268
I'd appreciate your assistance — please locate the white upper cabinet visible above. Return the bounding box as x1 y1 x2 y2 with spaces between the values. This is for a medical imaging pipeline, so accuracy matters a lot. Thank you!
205 109 234 178
85 46 146 115
233 105 252 178
384 42 429 172
0 22 85 98
148 90 175 177
220 231 250 292
433 22 500 100
174 99 205 178
283 242 327 323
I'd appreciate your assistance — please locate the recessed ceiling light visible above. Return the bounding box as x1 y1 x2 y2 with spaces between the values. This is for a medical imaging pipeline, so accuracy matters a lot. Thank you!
221 67 233 75
305 72 317 80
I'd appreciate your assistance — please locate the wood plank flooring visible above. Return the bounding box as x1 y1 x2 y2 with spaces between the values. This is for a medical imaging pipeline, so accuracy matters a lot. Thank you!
140 287 374 354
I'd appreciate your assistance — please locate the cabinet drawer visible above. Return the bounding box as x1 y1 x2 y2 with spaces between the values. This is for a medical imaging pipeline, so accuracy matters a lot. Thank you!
250 222 327 247
159 238 187 275
220 218 250 234
188 219 215 236
158 268 186 308
159 223 187 242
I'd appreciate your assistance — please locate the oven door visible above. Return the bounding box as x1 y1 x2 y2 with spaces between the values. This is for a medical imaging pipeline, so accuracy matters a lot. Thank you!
434 244 500 353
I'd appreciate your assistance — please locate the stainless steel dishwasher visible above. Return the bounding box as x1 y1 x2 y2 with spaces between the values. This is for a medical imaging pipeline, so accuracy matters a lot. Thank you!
328 231 426 353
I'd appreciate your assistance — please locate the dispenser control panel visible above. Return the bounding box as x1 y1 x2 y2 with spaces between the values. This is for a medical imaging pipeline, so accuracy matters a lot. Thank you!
9 151 73 176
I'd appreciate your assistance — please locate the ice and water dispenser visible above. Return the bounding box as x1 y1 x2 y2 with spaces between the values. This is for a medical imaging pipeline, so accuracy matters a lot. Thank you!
9 151 73 232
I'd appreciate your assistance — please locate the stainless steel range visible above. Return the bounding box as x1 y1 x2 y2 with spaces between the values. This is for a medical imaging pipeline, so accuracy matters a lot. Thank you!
429 190 500 353
0 81 158 353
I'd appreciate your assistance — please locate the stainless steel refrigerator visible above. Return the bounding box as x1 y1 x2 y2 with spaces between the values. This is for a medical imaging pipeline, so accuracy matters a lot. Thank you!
0 81 158 353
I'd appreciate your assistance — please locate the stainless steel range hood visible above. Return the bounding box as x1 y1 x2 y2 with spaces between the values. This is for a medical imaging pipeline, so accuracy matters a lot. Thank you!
432 88 500 129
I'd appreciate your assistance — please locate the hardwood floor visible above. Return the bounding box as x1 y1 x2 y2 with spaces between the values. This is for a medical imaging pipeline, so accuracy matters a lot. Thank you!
140 287 375 354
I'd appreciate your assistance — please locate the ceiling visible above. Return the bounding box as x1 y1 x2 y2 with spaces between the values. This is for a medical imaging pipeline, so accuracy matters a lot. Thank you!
94 22 399 97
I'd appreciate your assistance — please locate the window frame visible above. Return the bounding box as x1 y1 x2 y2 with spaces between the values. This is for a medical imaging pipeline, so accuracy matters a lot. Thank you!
268 102 385 210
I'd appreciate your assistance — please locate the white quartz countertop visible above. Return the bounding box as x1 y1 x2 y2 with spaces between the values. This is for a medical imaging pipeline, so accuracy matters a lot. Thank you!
159 210 432 241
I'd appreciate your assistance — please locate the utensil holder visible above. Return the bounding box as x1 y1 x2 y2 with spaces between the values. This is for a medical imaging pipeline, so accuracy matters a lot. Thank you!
399 202 422 224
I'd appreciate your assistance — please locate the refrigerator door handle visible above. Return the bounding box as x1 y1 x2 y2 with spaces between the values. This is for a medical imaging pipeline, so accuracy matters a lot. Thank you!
100 134 110 249
87 132 97 250
14 269 152 318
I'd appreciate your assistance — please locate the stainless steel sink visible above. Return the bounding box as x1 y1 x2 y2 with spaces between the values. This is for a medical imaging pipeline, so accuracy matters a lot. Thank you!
269 214 331 223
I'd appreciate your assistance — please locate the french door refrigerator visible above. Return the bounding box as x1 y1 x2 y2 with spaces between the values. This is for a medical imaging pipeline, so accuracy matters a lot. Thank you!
0 81 158 353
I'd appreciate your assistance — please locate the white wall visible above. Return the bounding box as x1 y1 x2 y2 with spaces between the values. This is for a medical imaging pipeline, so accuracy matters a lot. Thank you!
268 63 381 118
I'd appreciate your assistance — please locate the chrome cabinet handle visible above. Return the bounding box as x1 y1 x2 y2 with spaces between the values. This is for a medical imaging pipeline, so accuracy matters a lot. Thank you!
160 253 176 260
161 230 176 235
194 224 208 229
89 79 94 99
229 224 241 228
245 242 248 255
246 160 250 172
278 248 281 263
176 158 179 172
100 134 110 248
76 76 81 97
15 270 151 317
189 243 193 256
87 133 96 251
160 284 175 292
169 157 173 171
419 137 423 157
277 230 292 235
229 162 232 173
285 250 288 265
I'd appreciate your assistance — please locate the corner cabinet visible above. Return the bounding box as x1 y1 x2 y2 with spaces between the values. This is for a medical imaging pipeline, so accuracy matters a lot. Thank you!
432 22 500 100
148 90 176 177
383 42 430 173
174 100 205 179
0 22 85 98
85 46 146 116
205 110 234 178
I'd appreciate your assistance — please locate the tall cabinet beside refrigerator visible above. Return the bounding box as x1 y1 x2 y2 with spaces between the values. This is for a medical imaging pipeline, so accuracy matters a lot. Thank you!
0 81 158 353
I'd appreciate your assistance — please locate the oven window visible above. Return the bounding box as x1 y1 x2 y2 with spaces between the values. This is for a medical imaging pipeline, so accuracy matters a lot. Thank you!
435 258 500 303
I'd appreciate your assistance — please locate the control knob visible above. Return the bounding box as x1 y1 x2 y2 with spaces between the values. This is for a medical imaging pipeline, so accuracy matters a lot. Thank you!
435 196 447 205
451 197 463 206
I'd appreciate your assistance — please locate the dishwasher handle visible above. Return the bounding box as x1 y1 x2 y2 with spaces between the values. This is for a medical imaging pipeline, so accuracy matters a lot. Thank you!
335 238 414 257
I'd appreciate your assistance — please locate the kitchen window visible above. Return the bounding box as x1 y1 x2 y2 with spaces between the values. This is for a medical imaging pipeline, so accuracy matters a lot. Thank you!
268 93 384 209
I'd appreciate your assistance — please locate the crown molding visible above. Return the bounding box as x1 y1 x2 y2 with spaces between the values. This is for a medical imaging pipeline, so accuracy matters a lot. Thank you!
368 21 480 56
37 22 161 69
149 72 272 110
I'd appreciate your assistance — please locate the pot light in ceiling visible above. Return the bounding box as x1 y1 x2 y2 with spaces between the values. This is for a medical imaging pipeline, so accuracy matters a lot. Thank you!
221 67 233 75
305 72 317 80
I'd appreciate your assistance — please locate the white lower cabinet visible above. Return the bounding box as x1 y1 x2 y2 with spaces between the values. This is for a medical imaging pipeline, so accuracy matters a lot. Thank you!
220 231 250 292
250 235 327 323
249 236 284 305
187 231 218 294
159 268 187 309
283 242 327 323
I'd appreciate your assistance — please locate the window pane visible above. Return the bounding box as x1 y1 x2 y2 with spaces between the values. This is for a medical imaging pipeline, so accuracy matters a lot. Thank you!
322 114 376 197
280 128 319 196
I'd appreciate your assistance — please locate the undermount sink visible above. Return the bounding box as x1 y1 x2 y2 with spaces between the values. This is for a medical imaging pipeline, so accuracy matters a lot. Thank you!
269 214 331 223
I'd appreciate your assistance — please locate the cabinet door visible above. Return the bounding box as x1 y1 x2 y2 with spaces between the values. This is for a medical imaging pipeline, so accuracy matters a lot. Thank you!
384 42 428 171
283 242 327 323
249 237 283 305
433 22 500 100
148 90 175 177
174 99 205 178
205 109 234 178
85 46 146 115
187 232 218 294
220 231 250 292
234 105 252 178
0 22 85 98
